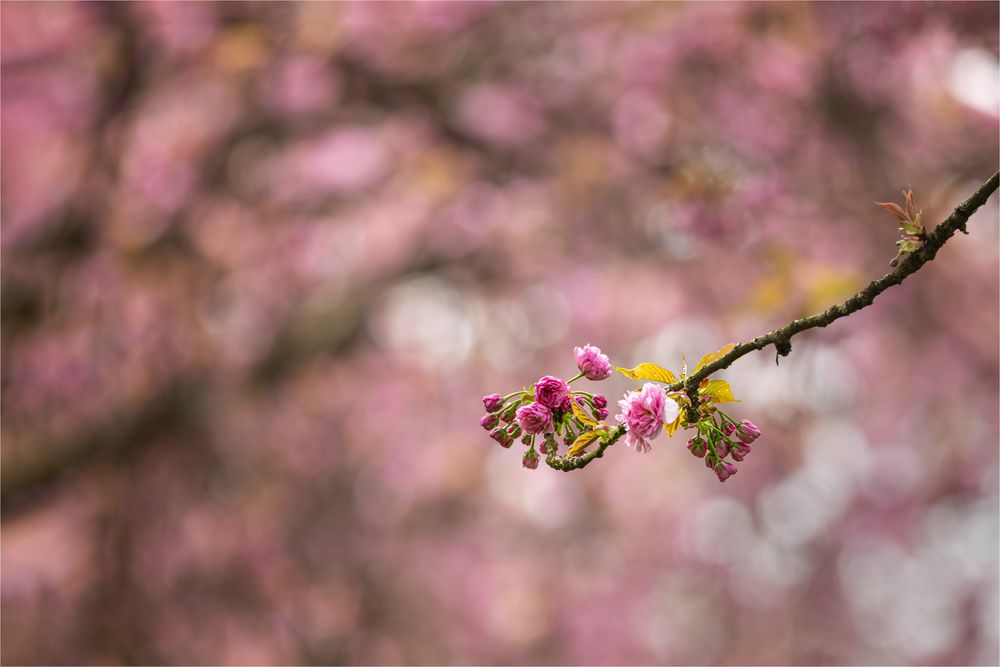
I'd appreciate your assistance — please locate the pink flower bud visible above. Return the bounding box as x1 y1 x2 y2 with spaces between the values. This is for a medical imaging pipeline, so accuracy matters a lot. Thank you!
714 461 738 482
481 413 500 430
593 395 608 409
522 447 540 470
730 441 751 461
539 434 557 455
483 394 504 412
722 420 736 436
736 420 761 443
715 440 730 459
534 376 570 409
596 408 609 420
500 402 519 423
515 402 554 435
573 344 613 381
489 427 507 444
687 437 707 458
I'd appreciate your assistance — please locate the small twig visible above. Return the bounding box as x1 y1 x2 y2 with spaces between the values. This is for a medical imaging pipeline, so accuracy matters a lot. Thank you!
547 170 999 471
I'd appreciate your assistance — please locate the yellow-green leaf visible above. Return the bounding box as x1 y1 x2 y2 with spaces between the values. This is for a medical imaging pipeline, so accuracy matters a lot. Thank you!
694 343 736 373
570 397 597 427
568 430 601 456
664 411 683 437
700 379 737 403
616 363 678 384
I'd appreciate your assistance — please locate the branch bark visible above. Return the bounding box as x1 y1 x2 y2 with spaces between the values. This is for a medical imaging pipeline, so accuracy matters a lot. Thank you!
547 170 1000 472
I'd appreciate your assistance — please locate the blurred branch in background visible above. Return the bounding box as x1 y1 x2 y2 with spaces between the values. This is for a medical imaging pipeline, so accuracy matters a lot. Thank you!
1 377 203 508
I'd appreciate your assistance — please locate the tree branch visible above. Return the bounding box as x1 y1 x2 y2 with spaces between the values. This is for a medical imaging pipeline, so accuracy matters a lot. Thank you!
547 170 999 472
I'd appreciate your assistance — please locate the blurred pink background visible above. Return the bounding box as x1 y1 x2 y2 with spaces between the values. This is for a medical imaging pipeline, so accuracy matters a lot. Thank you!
2 2 998 665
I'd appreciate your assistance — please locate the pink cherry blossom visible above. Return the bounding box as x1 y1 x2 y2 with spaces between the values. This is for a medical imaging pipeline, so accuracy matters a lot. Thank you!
573 344 613 381
615 383 679 453
515 402 554 435
533 375 570 409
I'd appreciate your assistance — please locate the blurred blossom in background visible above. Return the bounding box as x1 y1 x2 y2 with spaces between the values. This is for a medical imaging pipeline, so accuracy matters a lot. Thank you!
2 2 998 665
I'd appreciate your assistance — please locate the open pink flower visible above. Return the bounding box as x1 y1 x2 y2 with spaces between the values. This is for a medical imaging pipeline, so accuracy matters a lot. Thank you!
615 383 679 453
533 376 570 409
515 402 554 435
573 344 613 380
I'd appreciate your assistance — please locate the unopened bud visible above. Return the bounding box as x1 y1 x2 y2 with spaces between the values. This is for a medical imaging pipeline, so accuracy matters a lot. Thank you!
714 461 738 482
522 446 540 470
736 420 760 443
687 437 707 458
715 440 730 459
730 441 751 461
482 394 504 412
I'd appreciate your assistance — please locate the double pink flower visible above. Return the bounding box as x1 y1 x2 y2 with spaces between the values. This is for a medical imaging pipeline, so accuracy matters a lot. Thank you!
616 383 680 453
573 344 613 381
515 402 554 435
533 375 570 409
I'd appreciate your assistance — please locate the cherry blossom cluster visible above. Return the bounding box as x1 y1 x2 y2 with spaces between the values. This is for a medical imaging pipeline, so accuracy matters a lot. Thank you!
686 410 760 482
480 345 613 470
479 343 761 482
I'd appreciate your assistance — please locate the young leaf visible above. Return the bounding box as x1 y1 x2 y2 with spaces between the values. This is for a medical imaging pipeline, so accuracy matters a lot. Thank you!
694 343 736 373
700 379 737 403
570 397 597 427
876 201 908 221
616 363 678 384
567 430 601 456
903 189 919 221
